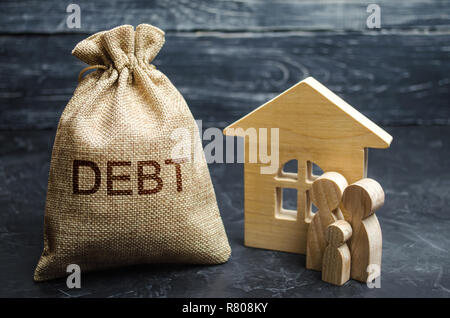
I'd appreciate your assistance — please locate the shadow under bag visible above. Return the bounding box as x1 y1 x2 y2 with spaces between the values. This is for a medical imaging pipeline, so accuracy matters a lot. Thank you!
34 24 231 281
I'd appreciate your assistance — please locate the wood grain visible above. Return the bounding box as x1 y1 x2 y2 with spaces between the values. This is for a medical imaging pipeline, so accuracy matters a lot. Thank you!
0 33 449 130
322 220 352 286
0 0 448 34
342 178 384 283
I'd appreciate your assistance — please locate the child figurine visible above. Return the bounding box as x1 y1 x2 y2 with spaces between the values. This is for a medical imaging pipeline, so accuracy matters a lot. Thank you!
322 220 352 286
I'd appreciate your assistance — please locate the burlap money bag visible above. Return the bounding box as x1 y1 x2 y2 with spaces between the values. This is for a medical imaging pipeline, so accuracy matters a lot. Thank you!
34 24 231 281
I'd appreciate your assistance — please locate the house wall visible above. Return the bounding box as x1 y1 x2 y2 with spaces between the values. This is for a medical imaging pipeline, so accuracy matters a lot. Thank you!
243 139 366 254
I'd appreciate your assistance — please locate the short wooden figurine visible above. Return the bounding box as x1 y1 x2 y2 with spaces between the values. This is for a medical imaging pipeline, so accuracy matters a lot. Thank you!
322 220 352 286
306 172 348 271
342 178 384 283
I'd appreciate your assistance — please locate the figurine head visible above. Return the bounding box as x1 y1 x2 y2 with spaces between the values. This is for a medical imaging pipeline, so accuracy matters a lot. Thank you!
311 172 348 212
342 178 385 221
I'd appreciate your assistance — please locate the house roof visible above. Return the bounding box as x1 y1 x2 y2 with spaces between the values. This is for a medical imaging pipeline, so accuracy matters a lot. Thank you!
223 77 392 149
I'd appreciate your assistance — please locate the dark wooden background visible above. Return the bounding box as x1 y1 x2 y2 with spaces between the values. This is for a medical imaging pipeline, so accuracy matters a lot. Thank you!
0 0 450 298
1 0 449 129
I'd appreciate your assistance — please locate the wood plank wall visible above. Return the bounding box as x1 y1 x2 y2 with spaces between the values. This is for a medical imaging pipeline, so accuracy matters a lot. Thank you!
0 0 449 129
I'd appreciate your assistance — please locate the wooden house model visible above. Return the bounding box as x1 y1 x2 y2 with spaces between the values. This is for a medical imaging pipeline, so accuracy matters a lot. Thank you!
223 77 392 254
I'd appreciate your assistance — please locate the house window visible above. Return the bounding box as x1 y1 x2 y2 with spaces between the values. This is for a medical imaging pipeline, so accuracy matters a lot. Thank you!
306 161 323 220
275 187 298 221
278 159 298 180
275 159 324 222
282 159 298 174
308 161 324 178
275 159 299 220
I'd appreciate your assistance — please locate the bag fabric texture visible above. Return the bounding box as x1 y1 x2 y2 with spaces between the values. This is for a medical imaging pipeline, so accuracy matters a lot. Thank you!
34 24 231 281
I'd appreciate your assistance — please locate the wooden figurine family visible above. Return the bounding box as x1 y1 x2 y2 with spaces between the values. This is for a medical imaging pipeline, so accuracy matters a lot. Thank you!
307 172 384 286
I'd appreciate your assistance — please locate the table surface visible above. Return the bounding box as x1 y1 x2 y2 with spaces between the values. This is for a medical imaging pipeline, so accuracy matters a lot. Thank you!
0 126 449 298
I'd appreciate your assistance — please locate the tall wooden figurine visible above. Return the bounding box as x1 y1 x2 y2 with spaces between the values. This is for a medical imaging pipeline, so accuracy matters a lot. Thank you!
342 178 384 283
306 172 348 271
322 220 352 286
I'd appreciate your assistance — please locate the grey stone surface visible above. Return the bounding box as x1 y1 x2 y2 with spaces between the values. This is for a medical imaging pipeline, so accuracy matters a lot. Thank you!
0 127 449 297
